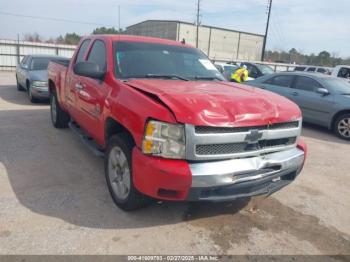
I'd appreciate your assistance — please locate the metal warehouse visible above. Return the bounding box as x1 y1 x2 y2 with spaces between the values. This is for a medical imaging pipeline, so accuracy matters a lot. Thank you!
126 20 264 61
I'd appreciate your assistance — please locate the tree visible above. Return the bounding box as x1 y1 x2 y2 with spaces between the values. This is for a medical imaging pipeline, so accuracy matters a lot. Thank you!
92 27 124 35
317 51 331 66
23 33 42 42
64 33 81 45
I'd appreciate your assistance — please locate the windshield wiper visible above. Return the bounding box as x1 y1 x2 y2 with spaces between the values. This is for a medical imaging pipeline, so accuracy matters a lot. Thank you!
144 74 189 81
194 76 224 81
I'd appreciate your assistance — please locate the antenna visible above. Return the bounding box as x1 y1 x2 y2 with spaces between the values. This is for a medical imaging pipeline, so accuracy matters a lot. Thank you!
196 0 201 48
118 5 121 33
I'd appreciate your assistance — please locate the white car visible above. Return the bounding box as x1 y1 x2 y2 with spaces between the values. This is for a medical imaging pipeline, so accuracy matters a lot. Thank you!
332 65 350 80
294 65 332 75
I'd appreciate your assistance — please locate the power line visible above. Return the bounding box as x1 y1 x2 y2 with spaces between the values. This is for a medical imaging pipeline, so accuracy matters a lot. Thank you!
0 11 114 27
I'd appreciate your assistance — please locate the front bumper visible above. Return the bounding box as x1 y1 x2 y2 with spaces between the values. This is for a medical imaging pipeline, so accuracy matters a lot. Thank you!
132 143 306 201
30 86 49 99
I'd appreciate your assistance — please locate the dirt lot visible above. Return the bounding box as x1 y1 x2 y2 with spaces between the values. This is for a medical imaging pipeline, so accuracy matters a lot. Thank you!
0 71 349 256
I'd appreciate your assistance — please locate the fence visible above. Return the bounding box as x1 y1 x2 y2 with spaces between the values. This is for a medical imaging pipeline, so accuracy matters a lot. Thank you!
0 39 76 70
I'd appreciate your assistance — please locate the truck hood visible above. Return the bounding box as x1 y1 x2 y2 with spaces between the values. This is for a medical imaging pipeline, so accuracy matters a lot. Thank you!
125 79 301 127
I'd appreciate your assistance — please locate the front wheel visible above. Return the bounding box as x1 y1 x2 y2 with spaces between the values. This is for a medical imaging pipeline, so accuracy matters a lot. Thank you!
334 114 350 140
28 87 38 103
105 134 150 211
50 92 70 128
16 76 25 91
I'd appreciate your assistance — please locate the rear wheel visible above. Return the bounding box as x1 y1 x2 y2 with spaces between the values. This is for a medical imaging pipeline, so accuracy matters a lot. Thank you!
50 91 70 128
334 114 350 140
105 134 150 211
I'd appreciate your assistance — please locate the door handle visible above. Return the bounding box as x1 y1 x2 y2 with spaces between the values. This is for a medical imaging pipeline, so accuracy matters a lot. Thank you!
291 91 299 96
75 83 84 91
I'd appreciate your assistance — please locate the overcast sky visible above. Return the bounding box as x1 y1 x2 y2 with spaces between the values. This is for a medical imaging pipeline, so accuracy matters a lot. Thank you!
1 0 349 57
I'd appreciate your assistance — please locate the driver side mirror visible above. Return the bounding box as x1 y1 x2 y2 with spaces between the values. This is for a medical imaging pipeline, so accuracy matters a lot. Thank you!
73 62 105 80
316 88 329 96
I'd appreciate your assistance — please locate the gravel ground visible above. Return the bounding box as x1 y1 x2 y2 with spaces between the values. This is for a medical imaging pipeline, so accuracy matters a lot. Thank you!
0 71 349 256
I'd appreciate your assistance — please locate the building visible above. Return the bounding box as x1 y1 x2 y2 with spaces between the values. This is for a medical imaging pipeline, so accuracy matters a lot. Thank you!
126 20 264 61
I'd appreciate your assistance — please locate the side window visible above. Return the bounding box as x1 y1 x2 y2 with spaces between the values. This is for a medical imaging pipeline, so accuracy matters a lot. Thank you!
338 68 350 78
264 75 294 87
75 39 91 64
294 76 322 92
307 67 316 72
87 40 107 71
317 68 326 73
294 67 306 71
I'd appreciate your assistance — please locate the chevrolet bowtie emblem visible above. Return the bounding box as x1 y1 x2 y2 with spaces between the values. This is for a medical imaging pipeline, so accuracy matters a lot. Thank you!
244 130 263 144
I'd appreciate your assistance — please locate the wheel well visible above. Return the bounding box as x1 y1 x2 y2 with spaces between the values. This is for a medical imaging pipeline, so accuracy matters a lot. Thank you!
105 117 135 145
48 80 56 94
331 110 350 129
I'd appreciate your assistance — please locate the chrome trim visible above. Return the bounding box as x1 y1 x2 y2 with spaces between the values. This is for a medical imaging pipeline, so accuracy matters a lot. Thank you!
190 147 305 188
185 119 302 161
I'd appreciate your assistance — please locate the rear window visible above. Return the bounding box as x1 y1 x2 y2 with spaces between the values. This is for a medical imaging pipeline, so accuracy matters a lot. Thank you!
30 58 50 71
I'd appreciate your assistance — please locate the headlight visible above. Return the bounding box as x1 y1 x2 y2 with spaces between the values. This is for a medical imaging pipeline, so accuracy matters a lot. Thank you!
31 81 48 88
142 120 186 159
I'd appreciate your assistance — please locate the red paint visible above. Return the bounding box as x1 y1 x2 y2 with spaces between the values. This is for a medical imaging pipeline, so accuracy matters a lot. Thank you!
48 35 306 201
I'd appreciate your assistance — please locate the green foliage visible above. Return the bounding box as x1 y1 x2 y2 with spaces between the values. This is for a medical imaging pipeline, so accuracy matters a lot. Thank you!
92 27 125 35
63 33 81 45
265 49 350 66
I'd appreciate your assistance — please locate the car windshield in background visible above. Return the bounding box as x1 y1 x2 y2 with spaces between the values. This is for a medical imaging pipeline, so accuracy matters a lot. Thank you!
30 58 51 71
324 78 350 94
256 64 274 75
114 41 225 81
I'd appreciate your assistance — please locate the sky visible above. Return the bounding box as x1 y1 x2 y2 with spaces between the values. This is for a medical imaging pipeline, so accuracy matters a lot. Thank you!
1 0 349 58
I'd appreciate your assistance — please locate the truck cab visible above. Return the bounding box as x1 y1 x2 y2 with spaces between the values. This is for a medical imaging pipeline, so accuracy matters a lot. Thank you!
48 35 307 211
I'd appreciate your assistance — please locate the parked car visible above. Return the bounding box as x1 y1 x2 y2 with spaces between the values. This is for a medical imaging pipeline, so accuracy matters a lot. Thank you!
16 54 68 103
214 62 239 81
48 35 306 211
332 65 350 80
239 62 274 79
248 72 350 140
294 66 332 75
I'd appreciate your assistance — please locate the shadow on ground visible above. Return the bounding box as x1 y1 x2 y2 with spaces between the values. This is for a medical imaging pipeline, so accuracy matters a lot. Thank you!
0 85 49 106
301 122 350 145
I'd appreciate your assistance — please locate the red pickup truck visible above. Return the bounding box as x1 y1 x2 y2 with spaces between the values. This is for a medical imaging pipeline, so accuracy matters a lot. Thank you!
48 35 307 211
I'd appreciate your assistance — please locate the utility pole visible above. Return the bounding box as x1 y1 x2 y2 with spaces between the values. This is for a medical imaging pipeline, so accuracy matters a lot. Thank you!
118 5 121 33
261 0 272 61
196 0 201 48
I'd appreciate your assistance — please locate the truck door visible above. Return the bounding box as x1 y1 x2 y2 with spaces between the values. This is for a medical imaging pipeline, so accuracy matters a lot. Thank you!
289 76 334 126
66 39 91 120
75 39 110 144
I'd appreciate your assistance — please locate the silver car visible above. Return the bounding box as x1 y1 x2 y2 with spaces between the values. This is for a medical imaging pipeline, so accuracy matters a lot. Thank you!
15 54 67 103
248 72 350 140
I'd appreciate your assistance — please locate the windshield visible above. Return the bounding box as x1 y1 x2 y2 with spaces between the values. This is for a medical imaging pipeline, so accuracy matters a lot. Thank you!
30 58 51 71
114 41 225 81
324 78 350 94
256 64 274 75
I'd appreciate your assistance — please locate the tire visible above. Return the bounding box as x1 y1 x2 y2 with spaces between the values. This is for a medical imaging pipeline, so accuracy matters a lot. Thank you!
28 87 39 103
105 133 150 211
50 91 70 128
16 76 25 91
334 113 350 141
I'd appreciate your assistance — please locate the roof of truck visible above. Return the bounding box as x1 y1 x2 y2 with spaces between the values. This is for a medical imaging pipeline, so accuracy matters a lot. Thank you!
83 34 194 48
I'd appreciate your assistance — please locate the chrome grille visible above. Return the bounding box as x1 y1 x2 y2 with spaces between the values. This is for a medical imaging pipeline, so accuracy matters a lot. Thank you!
195 121 299 134
196 137 296 156
185 119 302 161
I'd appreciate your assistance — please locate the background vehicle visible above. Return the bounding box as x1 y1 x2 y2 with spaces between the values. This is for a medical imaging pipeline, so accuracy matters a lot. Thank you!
332 65 350 80
248 72 350 140
294 66 332 75
232 62 274 80
16 54 68 103
48 35 306 211
214 62 239 80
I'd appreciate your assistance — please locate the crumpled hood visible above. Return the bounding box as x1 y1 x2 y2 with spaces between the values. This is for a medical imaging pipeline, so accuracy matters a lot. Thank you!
29 70 47 81
125 79 301 127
